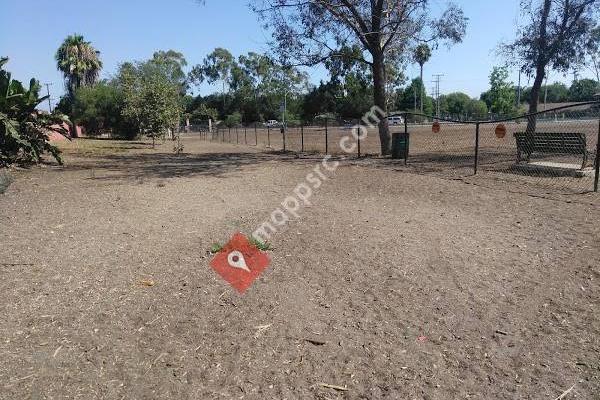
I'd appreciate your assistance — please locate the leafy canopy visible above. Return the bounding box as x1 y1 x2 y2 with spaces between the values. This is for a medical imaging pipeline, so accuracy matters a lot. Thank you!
56 34 103 97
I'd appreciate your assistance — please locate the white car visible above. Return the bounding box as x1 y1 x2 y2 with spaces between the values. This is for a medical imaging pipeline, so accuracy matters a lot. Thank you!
265 120 280 127
387 116 404 125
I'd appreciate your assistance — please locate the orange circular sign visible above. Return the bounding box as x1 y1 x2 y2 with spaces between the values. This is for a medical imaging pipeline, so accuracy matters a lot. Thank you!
432 122 441 133
495 124 507 139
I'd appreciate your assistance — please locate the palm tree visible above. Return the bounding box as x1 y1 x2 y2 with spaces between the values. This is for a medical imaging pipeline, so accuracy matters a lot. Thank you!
55 34 102 97
413 44 432 112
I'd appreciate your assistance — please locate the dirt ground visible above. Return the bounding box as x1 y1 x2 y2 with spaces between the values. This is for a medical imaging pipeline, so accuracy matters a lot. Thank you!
1 138 599 399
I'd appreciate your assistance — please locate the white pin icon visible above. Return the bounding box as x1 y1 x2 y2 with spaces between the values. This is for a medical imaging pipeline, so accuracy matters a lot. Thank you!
227 250 250 272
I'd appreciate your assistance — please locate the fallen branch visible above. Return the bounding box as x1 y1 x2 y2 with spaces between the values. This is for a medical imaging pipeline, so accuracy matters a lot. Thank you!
319 383 348 391
553 384 576 400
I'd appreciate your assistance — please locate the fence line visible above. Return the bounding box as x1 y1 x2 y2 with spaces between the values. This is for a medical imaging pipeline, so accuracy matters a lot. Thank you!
182 101 600 194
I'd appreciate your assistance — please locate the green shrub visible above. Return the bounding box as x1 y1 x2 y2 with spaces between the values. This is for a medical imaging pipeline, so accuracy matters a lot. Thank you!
0 57 70 166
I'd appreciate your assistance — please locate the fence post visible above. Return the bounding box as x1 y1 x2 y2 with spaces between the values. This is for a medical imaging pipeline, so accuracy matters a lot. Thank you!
267 126 271 148
594 111 600 192
255 123 258 146
404 117 409 165
301 123 304 152
474 122 480 175
236 127 239 144
357 123 361 158
244 126 247 145
283 126 287 152
325 118 329 155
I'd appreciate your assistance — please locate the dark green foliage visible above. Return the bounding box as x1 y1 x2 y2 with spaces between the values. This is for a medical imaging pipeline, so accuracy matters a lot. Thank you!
224 112 242 127
465 100 489 120
568 79 600 101
71 81 136 138
395 78 434 116
521 82 571 103
0 57 70 166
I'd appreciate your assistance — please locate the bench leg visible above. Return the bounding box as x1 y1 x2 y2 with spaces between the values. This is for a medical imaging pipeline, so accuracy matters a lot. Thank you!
582 152 588 170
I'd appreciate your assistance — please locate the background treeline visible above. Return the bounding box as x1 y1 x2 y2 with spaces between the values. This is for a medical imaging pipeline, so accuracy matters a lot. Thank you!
60 46 600 138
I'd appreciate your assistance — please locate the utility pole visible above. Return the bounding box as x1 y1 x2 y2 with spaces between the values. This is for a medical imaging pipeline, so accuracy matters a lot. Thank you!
44 83 53 113
516 69 522 107
432 74 443 117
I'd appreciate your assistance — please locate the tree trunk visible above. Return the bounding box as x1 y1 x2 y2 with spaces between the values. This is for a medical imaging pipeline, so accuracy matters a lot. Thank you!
420 64 424 113
527 0 552 136
372 52 391 155
527 65 546 134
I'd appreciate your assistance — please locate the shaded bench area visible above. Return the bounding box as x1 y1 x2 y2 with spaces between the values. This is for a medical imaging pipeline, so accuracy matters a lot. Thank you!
514 132 588 169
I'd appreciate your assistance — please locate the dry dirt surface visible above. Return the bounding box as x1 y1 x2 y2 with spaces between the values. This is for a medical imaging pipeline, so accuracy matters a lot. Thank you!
1 138 599 400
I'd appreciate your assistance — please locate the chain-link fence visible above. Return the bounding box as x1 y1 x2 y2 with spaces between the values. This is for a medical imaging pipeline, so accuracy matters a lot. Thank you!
183 101 600 194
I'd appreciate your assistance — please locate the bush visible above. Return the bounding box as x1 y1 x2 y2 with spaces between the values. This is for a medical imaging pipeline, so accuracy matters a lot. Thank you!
224 112 242 127
72 82 123 136
0 57 70 166
466 100 488 120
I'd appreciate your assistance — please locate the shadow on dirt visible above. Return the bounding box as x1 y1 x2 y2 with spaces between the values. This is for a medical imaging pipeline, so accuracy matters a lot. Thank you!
63 151 309 182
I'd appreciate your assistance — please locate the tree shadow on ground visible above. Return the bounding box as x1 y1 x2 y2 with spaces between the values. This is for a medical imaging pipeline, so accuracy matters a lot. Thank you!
63 150 309 182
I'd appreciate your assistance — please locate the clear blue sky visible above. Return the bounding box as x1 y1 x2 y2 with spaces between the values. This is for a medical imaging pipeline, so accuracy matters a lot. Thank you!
2 0 592 111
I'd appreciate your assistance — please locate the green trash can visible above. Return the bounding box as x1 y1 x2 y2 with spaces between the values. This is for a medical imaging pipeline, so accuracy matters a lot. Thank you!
392 132 410 161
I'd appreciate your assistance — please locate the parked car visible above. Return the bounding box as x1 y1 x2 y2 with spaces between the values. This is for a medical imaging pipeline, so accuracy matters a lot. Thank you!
264 120 280 127
387 115 404 125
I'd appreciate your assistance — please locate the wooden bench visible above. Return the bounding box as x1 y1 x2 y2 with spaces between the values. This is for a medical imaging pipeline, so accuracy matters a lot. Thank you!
514 132 588 169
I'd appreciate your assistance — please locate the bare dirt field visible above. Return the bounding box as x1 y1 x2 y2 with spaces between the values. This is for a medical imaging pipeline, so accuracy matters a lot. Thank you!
1 138 599 399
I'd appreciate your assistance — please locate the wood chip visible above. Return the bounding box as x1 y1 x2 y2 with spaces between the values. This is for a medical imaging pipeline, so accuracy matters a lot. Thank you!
319 383 349 391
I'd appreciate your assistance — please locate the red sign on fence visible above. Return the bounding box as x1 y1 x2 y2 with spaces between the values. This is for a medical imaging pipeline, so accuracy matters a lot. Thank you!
495 124 507 139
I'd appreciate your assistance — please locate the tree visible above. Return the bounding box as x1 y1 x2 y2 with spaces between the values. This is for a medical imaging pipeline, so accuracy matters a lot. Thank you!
413 44 432 112
189 48 235 110
118 60 183 146
190 49 309 123
443 92 471 117
569 78 600 101
397 78 424 111
585 26 600 82
502 0 600 131
151 50 188 93
1 58 69 165
71 81 135 138
55 34 103 98
521 82 569 103
251 0 467 155
487 67 517 116
465 99 488 119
